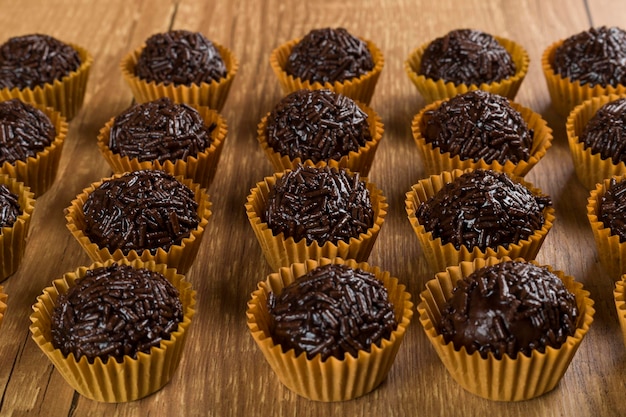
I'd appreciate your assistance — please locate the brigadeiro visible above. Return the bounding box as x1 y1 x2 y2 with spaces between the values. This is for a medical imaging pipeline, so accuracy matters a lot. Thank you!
121 30 238 111
418 256 594 401
270 27 384 104
245 165 387 270
247 257 413 401
257 89 383 175
411 90 552 177
587 175 626 280
543 26 626 116
0 34 92 120
405 169 555 272
65 170 211 274
0 174 35 281
30 259 196 402
97 97 228 189
566 94 626 189
0 98 68 197
405 29 529 103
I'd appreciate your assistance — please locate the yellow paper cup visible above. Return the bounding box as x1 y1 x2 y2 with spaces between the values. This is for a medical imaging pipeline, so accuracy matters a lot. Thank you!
29 258 196 402
0 286 7 329
247 257 413 401
418 256 594 401
404 36 529 104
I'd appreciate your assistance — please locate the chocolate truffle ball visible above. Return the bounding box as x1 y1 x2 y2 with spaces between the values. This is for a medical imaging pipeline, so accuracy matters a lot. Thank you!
419 29 516 86
0 34 81 90
416 169 552 251
109 97 216 163
552 26 626 87
82 170 200 255
0 184 20 229
51 263 183 363
285 28 374 83
264 165 374 245
439 261 579 359
0 98 56 165
422 90 533 164
580 97 626 164
268 263 396 360
265 89 371 163
598 177 626 242
136 30 227 86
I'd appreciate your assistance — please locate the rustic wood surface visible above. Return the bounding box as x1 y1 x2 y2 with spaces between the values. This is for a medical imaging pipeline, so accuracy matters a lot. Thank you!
0 0 624 416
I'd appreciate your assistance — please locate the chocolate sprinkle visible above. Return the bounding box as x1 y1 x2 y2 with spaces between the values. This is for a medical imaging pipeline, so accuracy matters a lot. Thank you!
580 97 626 164
0 34 81 90
0 184 20 229
422 90 534 164
598 177 626 242
136 30 227 86
264 165 374 245
439 261 579 359
0 98 56 165
419 29 516 86
83 170 200 255
553 26 626 87
285 28 374 84
109 97 216 163
51 263 184 363
416 169 552 251
265 89 371 163
268 263 396 361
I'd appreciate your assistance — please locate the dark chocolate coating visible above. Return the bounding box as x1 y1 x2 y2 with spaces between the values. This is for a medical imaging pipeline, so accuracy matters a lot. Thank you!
439 261 579 359
580 98 626 164
0 98 56 165
51 263 183 363
109 97 215 163
419 29 516 86
285 28 374 83
268 263 396 361
416 169 552 251
552 26 626 87
599 177 626 242
83 170 199 255
0 184 20 229
0 34 81 90
264 165 374 245
265 89 371 163
136 30 227 86
423 90 533 164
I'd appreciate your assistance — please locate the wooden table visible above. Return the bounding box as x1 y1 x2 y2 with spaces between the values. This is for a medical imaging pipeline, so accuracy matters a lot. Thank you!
0 0 624 416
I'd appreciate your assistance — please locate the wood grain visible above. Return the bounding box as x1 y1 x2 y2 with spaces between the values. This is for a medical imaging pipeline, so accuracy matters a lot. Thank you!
0 0 624 416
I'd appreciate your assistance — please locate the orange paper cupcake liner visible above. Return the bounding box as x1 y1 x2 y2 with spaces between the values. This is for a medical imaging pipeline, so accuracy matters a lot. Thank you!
587 176 626 280
65 173 211 275
29 258 196 402
245 169 387 270
542 40 626 117
0 286 7 329
411 99 552 177
0 102 68 197
97 104 228 189
418 256 594 401
247 257 413 401
0 43 92 121
0 174 35 281
404 36 529 104
614 278 626 349
565 94 626 189
269 37 384 105
256 99 384 175
405 169 555 273
120 42 238 112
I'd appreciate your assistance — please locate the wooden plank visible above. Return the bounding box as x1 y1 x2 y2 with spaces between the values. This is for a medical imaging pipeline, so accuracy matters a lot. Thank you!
2 0 625 416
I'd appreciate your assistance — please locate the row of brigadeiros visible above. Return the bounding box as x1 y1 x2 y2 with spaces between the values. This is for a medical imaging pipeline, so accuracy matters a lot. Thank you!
1 26 626 405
